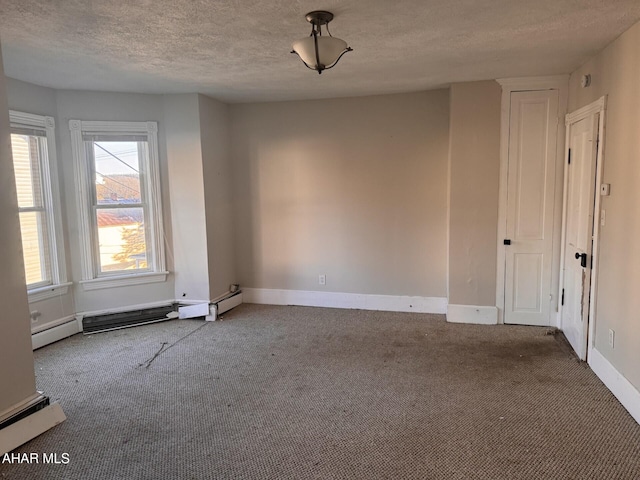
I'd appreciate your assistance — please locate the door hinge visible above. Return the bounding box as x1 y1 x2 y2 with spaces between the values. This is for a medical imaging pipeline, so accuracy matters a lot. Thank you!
561 288 565 306
567 148 571 165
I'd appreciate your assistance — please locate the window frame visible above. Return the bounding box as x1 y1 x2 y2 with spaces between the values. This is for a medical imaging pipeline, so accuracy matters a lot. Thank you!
69 120 167 290
9 110 70 302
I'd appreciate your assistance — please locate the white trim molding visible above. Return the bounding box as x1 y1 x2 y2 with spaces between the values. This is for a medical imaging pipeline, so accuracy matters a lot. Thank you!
243 288 447 314
80 271 169 291
28 281 72 303
69 119 166 288
497 75 570 90
447 305 498 325
589 348 640 425
10 110 68 297
565 96 607 126
32 317 80 350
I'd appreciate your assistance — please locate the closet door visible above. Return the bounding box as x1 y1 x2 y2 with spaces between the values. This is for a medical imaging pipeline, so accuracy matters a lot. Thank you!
504 90 559 326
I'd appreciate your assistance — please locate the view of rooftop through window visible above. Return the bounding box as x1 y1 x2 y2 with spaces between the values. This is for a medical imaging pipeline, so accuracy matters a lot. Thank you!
91 140 149 273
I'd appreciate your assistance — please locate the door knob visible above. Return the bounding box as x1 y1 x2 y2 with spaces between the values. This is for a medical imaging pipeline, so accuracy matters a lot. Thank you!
575 252 587 268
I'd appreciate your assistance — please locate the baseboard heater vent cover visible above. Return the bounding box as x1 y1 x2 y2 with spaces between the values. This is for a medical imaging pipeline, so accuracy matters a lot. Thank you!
215 291 243 317
0 395 50 431
83 304 177 334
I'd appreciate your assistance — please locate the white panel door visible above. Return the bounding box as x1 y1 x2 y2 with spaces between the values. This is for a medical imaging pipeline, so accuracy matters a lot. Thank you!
504 90 559 326
561 114 599 359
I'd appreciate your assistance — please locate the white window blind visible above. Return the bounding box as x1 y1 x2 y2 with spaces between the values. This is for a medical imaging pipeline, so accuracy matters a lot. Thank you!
11 132 52 287
9 111 67 299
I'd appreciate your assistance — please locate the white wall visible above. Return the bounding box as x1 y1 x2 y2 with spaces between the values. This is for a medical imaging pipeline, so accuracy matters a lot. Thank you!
5 78 57 117
5 82 238 321
55 90 175 313
0 47 38 416
230 91 450 297
198 94 236 299
164 94 210 302
5 79 76 330
6 82 177 318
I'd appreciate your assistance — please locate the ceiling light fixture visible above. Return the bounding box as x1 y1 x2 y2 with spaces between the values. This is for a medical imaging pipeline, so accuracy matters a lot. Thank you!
291 11 352 74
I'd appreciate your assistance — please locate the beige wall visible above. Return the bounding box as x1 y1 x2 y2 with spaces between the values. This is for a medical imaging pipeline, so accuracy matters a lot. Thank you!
568 20 640 389
0 47 38 415
198 94 237 299
448 81 502 306
230 91 450 297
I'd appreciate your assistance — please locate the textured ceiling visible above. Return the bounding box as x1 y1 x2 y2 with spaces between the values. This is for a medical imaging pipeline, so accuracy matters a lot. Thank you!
1 0 639 103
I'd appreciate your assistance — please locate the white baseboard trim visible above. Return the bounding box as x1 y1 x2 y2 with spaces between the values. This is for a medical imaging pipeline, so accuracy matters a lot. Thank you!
447 304 498 325
589 347 640 424
242 288 447 314
31 315 76 335
0 403 66 455
32 318 81 350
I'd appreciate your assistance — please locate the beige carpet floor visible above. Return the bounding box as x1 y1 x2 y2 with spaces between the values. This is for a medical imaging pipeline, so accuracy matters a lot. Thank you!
1 303 639 479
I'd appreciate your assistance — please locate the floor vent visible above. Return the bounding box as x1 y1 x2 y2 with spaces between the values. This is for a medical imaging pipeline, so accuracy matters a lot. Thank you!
83 304 177 334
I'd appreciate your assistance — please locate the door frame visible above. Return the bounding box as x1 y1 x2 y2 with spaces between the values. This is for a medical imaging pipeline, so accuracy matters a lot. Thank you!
496 76 569 325
559 96 607 360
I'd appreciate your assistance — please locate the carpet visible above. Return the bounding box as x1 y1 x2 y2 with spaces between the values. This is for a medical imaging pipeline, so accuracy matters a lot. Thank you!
1 303 639 479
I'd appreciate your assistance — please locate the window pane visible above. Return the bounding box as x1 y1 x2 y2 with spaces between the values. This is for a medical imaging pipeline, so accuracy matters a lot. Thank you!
93 141 142 205
96 207 148 273
11 134 44 209
19 211 51 286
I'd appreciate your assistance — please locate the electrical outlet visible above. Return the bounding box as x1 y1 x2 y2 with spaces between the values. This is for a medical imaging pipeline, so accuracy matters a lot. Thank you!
319 274 326 286
608 329 615 348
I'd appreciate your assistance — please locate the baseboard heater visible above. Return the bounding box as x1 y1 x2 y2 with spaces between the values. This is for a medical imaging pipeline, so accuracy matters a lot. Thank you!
82 304 177 334
178 292 243 321
214 290 241 316
0 394 50 431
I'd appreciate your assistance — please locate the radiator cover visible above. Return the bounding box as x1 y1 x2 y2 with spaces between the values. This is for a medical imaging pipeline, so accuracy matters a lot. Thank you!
82 304 176 334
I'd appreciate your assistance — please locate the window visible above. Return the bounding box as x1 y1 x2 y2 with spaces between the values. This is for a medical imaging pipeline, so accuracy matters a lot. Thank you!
9 111 69 301
70 120 166 290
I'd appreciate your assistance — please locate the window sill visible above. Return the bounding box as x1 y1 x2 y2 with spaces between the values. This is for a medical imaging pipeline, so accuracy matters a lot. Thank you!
28 282 72 303
80 271 169 291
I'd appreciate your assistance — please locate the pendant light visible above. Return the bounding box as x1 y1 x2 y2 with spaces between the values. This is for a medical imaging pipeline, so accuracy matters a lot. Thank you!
291 11 353 74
